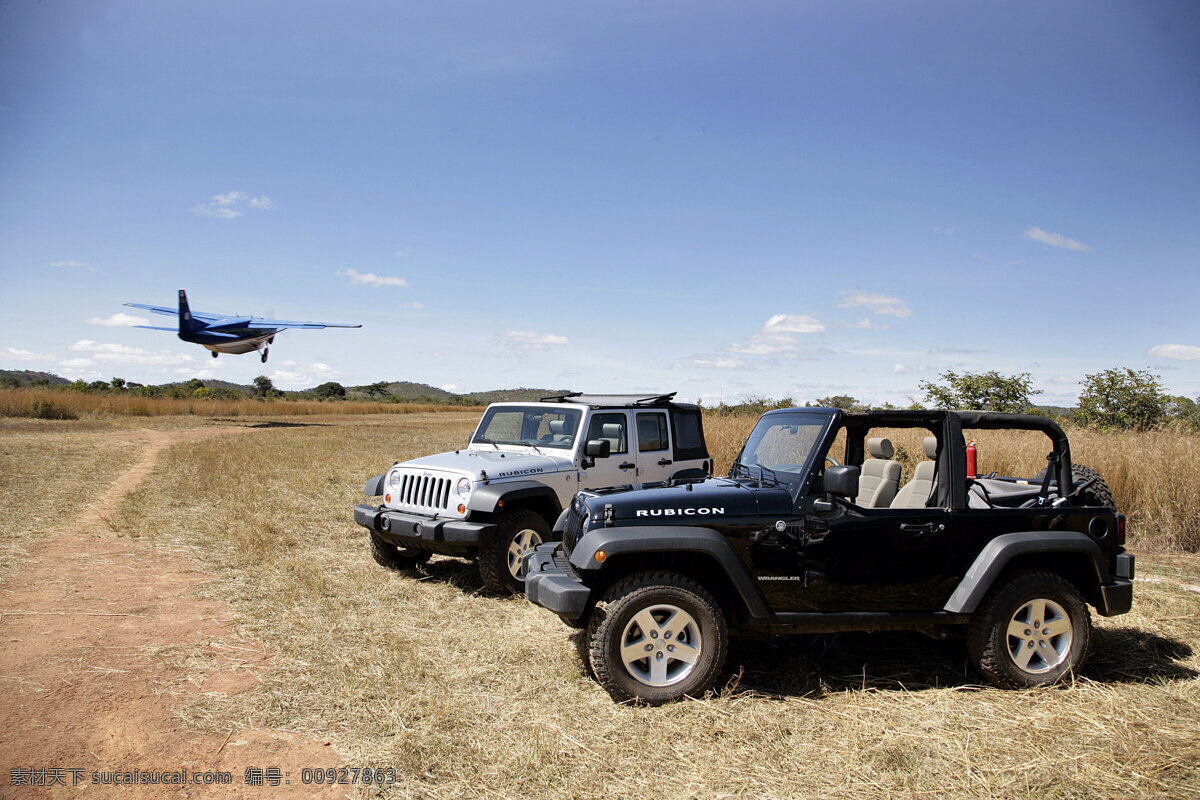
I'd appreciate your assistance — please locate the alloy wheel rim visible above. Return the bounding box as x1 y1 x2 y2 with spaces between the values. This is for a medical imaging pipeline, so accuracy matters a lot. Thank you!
506 529 543 579
619 603 703 687
1006 598 1072 674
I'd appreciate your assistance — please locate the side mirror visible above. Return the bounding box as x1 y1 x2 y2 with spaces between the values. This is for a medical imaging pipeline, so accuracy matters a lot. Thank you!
582 438 611 469
822 464 861 498
585 439 611 459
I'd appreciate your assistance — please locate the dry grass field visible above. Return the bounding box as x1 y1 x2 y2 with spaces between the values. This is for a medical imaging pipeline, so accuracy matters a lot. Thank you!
46 412 1188 799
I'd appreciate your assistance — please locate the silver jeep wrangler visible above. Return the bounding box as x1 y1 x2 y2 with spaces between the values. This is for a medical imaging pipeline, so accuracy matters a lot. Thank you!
354 392 711 592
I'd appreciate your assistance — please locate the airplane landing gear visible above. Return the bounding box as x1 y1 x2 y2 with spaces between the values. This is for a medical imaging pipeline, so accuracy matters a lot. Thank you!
261 348 269 363
211 351 218 359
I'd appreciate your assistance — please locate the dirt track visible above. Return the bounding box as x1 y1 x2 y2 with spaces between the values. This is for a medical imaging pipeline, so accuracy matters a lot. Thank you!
0 429 346 798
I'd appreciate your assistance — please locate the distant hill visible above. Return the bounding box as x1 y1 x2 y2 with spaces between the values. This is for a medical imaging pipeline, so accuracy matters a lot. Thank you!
0 370 71 386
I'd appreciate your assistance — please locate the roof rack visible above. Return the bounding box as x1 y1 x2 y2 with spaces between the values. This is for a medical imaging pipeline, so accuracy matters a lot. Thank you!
540 392 679 407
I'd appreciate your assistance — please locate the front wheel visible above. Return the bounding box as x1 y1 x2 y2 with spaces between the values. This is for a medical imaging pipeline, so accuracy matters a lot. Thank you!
478 509 550 593
967 570 1091 689
587 571 727 704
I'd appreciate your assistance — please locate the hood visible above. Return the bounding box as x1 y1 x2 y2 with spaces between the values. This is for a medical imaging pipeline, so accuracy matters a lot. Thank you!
400 448 571 480
583 477 793 523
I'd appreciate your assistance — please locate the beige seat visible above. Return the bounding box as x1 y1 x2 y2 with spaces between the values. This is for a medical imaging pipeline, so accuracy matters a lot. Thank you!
891 436 939 508
855 437 902 508
598 422 624 451
548 419 573 444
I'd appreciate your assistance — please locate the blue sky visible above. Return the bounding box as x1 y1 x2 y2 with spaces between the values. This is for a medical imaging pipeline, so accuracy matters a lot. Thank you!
1 1 1197 405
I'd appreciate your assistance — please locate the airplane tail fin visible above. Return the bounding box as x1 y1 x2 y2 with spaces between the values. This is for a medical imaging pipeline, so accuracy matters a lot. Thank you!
178 289 203 333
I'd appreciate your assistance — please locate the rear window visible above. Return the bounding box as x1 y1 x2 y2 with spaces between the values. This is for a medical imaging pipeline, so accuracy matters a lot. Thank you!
671 410 708 461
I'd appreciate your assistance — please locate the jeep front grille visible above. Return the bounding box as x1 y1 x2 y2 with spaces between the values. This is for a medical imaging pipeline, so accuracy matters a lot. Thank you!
389 470 454 514
563 505 587 554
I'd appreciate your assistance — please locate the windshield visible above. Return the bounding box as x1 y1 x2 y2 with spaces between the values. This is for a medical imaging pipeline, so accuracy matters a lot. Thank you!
471 406 583 450
734 412 831 482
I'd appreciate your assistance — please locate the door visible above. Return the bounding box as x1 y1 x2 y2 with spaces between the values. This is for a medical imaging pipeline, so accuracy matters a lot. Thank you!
799 504 957 611
579 411 637 488
634 411 675 482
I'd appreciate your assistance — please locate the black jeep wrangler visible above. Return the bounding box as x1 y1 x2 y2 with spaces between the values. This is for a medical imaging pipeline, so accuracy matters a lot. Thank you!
523 408 1134 703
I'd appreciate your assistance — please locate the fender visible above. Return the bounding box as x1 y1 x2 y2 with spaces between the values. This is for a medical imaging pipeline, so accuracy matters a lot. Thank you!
364 474 385 496
570 525 772 619
943 531 1110 614
468 480 563 516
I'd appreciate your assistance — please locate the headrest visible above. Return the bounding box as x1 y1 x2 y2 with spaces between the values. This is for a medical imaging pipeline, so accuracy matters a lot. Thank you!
549 419 567 434
867 437 894 460
923 436 938 460
602 423 623 438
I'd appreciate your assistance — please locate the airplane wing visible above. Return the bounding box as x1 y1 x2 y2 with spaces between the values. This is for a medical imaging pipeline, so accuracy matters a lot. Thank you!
133 325 178 332
244 319 362 329
125 302 225 323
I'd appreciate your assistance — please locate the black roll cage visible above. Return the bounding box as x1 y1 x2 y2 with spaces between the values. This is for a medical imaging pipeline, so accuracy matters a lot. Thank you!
773 408 1073 510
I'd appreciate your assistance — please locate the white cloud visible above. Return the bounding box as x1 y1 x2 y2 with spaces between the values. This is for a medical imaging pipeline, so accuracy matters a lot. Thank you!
725 313 826 357
193 190 273 219
338 269 408 288
497 330 569 352
59 358 97 368
1148 344 1200 361
441 383 458 392
763 313 825 335
3 347 49 361
837 291 912 318
87 313 149 327
847 318 890 330
68 340 192 366
1023 227 1091 252
49 260 97 271
690 356 743 369
893 364 911 374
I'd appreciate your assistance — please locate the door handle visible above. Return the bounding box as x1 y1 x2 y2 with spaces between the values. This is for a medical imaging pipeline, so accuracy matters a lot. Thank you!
658 459 672 466
619 462 635 470
900 522 945 535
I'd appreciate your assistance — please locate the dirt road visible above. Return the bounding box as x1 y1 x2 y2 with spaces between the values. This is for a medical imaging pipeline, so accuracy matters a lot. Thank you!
0 429 347 798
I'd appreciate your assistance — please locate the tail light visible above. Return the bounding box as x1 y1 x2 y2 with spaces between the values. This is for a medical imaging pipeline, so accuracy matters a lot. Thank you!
1117 514 1126 546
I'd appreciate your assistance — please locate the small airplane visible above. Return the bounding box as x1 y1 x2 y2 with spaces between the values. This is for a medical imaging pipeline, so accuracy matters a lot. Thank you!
125 289 361 362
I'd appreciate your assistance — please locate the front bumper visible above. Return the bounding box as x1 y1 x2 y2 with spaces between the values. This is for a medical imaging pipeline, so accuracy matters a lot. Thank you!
353 504 496 554
522 543 592 627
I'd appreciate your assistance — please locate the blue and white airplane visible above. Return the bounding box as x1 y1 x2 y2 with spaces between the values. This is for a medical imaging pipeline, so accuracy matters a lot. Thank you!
126 289 361 362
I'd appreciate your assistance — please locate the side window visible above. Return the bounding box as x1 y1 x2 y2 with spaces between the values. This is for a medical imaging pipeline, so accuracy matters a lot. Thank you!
636 413 669 452
587 413 628 454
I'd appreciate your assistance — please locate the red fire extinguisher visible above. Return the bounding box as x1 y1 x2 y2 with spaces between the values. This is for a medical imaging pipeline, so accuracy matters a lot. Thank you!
967 439 978 479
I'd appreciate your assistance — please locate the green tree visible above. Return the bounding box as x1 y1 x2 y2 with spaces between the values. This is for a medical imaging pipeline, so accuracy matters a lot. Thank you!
252 375 275 399
1076 368 1167 431
110 377 126 391
1165 395 1200 429
313 381 346 400
364 381 390 399
919 370 1040 413
807 395 865 412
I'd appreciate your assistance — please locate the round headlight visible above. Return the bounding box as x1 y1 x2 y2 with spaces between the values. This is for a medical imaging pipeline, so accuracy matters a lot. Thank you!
456 477 471 499
388 471 404 491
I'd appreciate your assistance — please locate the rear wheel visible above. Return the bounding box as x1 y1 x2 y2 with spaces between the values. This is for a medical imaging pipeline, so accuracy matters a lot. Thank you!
369 532 432 571
587 571 727 704
967 570 1091 689
478 509 550 593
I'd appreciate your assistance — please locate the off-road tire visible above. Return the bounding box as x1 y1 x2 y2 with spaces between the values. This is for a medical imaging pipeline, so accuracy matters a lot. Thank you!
370 532 432 571
967 570 1091 689
1036 463 1115 508
587 571 727 704
478 509 551 594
